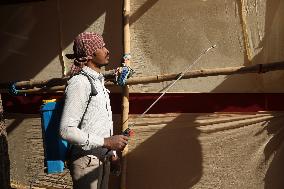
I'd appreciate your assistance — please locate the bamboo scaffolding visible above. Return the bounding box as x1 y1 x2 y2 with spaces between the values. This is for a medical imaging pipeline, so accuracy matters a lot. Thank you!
121 0 131 188
0 61 283 94
0 70 115 90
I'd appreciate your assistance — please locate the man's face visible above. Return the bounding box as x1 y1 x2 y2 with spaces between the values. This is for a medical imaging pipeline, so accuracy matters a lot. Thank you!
92 46 110 67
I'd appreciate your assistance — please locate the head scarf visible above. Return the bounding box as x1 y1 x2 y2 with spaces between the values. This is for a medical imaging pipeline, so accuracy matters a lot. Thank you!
66 32 105 75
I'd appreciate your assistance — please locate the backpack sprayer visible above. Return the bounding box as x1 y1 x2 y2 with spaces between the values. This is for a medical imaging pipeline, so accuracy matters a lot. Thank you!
123 45 217 136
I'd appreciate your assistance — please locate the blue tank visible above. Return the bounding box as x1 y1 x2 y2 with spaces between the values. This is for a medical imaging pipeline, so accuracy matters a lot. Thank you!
41 100 68 174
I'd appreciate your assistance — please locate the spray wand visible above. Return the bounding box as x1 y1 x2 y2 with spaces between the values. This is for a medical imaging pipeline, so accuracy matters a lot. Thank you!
122 44 217 137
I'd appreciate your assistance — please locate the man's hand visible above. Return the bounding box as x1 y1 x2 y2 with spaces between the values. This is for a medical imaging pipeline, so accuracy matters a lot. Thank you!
103 135 128 151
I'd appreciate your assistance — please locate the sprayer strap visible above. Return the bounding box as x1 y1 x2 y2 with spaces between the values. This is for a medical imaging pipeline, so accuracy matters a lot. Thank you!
75 71 98 128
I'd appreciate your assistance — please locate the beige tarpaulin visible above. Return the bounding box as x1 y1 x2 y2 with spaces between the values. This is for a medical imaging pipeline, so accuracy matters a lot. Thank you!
5 112 284 188
126 112 284 189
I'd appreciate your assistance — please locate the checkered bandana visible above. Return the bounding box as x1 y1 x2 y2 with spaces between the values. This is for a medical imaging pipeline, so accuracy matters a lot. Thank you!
73 32 105 63
66 32 105 76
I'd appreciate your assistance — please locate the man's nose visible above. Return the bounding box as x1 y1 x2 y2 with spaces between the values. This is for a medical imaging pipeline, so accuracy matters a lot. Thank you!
104 47 109 55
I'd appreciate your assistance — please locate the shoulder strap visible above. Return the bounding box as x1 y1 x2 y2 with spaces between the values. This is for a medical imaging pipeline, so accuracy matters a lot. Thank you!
78 71 98 96
75 72 98 128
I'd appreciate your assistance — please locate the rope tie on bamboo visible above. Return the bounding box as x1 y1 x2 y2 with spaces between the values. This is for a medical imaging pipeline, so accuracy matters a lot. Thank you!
258 64 263 74
9 82 19 96
156 75 160 81
258 64 267 74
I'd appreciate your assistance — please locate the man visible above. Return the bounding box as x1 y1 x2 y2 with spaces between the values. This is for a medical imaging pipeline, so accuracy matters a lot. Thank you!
60 32 128 189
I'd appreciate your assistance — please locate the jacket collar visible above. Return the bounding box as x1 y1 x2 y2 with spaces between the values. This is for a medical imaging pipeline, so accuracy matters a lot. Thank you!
82 66 104 81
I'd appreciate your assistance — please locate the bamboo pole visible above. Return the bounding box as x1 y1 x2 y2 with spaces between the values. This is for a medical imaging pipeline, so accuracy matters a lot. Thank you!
0 70 115 90
1 61 284 94
121 0 131 188
14 78 67 89
240 0 253 62
123 61 284 85
0 85 66 94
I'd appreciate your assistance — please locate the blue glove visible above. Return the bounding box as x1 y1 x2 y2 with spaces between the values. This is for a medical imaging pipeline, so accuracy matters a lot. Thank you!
115 54 135 86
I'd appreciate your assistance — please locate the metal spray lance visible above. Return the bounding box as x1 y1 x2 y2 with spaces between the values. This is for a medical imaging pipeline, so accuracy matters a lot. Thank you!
122 45 217 136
